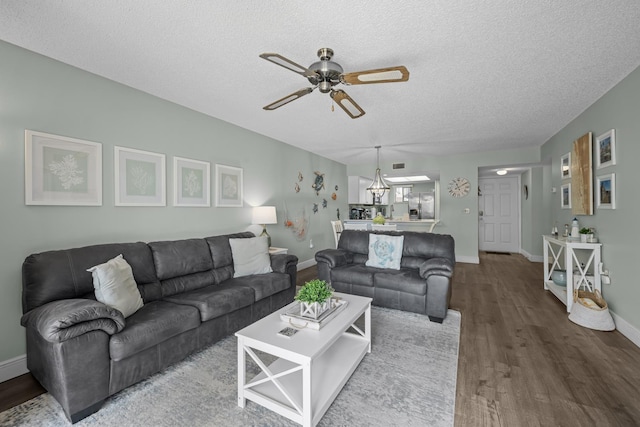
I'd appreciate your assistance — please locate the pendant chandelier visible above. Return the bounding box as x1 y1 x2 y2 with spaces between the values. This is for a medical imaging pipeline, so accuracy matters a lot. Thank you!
367 145 390 198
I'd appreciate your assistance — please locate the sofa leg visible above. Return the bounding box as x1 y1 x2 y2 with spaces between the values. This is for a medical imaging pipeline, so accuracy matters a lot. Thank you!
428 316 444 324
68 400 105 424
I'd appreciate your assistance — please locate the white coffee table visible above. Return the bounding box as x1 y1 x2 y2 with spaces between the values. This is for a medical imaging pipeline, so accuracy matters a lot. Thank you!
236 292 372 427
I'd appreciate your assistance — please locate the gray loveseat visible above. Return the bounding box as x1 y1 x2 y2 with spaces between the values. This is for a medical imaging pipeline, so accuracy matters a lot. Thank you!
20 232 297 423
315 230 454 323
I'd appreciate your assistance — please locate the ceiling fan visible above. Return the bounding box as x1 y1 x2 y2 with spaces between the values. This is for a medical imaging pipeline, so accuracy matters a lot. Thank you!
259 48 409 119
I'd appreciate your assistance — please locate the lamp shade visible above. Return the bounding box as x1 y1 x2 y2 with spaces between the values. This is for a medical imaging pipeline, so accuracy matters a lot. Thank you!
252 206 277 225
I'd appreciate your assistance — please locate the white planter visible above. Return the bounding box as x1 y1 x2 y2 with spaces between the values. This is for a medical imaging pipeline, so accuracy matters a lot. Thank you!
581 234 593 243
300 300 331 319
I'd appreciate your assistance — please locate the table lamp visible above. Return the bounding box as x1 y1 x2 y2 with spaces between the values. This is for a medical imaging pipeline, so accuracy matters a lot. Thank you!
252 206 277 247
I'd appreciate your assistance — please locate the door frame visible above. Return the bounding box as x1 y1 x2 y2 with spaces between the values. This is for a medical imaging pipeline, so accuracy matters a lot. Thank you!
478 174 522 253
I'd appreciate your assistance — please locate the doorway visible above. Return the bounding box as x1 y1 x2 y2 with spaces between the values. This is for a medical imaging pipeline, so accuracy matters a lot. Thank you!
478 176 520 253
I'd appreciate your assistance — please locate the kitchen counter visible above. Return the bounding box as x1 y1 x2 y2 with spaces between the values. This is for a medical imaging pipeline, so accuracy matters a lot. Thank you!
344 219 438 231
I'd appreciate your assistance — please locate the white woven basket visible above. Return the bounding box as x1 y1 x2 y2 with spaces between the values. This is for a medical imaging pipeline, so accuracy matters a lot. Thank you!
568 289 615 331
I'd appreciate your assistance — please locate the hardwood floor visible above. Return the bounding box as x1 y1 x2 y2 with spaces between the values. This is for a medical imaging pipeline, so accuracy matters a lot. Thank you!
2 253 640 425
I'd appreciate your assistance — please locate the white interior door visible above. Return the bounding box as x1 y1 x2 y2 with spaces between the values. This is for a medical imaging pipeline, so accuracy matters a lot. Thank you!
478 176 519 253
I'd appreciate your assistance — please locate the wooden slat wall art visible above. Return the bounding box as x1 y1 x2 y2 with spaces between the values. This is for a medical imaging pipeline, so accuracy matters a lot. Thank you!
571 132 593 215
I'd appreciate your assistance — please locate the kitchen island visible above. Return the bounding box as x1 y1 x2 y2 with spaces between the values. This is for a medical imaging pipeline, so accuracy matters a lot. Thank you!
343 219 438 232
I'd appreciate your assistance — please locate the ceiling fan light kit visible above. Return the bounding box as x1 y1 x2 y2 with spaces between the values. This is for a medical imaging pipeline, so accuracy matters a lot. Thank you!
260 48 409 118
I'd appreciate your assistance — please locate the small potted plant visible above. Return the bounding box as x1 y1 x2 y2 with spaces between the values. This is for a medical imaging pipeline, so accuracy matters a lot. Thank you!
295 279 334 319
579 227 593 243
372 212 386 225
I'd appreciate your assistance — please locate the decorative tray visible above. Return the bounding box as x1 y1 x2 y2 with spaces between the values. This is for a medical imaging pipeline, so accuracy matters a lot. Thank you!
280 299 349 330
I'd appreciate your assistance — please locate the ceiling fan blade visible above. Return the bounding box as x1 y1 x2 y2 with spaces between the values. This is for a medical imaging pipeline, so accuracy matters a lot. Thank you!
330 90 365 119
259 53 318 78
263 87 314 110
340 66 409 85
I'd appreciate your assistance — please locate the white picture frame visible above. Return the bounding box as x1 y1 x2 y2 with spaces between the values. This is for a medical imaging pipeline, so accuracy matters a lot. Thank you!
560 152 571 179
215 164 243 207
561 183 571 209
173 156 210 207
596 173 616 209
24 130 102 206
595 129 616 169
114 146 166 206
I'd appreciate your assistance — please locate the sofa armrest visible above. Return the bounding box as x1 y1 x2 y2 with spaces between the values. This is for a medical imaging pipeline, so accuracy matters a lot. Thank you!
419 257 454 280
315 249 354 268
21 299 125 343
270 254 298 274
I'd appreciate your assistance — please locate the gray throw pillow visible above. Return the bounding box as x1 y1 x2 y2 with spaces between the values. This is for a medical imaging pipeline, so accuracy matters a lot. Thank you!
87 254 144 318
229 236 273 277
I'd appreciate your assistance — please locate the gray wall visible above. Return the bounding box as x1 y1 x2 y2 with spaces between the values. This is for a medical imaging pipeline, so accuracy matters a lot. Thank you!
348 146 542 262
540 64 640 331
0 41 347 362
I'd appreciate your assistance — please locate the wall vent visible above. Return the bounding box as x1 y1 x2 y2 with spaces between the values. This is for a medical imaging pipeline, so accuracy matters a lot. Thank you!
392 163 405 169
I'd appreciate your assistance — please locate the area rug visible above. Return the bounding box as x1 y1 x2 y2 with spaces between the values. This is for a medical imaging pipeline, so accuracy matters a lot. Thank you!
0 307 461 427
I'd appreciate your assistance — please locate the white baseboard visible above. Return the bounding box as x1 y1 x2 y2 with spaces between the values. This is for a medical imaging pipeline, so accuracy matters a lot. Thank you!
520 248 544 263
456 255 479 264
611 311 640 348
297 258 317 271
0 354 28 383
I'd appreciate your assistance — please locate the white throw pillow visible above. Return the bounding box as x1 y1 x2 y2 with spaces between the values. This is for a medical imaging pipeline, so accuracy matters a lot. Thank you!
365 234 404 270
229 236 273 278
87 254 144 318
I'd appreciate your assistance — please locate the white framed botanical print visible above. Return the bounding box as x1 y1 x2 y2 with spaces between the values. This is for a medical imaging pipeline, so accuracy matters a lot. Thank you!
561 183 571 209
24 130 102 206
560 152 571 179
114 146 166 206
173 156 210 207
596 173 616 209
595 129 616 169
215 164 243 207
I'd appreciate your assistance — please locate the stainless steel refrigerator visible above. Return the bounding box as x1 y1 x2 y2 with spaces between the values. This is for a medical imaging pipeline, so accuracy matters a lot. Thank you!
408 191 435 220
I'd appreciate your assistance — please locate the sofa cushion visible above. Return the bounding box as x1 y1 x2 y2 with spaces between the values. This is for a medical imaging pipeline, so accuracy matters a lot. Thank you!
331 265 376 287
109 301 200 361
365 234 404 270
22 242 160 313
226 272 290 302
374 269 427 295
163 283 254 322
148 238 213 281
87 255 144 318
229 236 272 277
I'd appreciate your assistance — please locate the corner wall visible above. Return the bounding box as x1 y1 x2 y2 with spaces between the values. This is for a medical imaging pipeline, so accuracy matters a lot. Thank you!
540 63 640 340
0 41 347 368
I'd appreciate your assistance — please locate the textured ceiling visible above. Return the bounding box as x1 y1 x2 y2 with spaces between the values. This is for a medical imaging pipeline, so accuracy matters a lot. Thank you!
2 1 640 166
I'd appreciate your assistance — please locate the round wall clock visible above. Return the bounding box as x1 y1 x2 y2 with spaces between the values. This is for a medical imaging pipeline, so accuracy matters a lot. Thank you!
448 177 471 198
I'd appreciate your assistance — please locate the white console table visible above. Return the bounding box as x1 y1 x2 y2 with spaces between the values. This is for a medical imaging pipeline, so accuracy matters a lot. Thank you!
543 235 602 312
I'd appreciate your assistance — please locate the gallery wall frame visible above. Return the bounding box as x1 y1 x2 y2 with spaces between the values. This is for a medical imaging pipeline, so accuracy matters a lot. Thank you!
560 152 571 179
570 132 593 215
595 129 616 169
114 146 166 206
561 183 571 209
215 164 243 207
173 156 210 207
596 173 616 209
24 130 102 206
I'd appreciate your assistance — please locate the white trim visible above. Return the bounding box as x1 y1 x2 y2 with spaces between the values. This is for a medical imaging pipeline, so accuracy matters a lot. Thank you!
520 249 544 263
610 311 640 349
0 354 28 383
297 258 317 271
456 255 479 264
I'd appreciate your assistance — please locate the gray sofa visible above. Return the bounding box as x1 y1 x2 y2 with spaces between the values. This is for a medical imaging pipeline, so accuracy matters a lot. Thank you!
20 232 297 423
315 230 454 322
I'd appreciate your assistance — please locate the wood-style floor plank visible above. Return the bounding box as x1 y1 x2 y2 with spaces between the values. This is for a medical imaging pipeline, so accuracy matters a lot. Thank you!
1 252 640 426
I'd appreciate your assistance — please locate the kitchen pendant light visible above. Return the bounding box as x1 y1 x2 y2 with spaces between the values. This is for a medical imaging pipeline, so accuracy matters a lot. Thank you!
367 146 390 199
